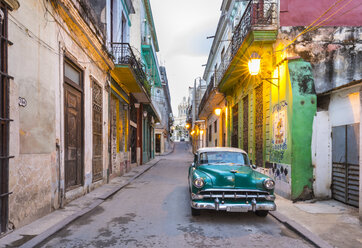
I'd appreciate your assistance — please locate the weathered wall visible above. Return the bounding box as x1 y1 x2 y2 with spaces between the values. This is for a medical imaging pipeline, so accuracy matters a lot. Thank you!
8 0 58 228
280 0 362 27
312 111 332 199
360 88 362 221
289 60 317 200
278 26 362 93
8 0 111 228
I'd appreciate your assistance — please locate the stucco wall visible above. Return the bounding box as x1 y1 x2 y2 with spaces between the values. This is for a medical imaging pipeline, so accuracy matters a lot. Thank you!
278 26 362 94
8 0 111 228
312 111 332 199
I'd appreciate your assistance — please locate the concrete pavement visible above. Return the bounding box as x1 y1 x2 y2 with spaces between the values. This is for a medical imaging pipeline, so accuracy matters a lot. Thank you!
0 157 164 248
37 142 311 248
271 195 362 248
0 142 360 247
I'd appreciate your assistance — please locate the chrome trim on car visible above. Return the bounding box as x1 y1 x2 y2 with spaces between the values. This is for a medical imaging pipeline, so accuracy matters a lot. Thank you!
198 189 274 200
191 200 276 212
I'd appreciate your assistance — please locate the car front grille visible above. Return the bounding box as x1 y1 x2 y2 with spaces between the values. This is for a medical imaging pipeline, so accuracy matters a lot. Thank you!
199 189 271 200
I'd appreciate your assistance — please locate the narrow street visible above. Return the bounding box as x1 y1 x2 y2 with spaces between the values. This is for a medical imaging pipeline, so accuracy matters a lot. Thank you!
40 143 311 248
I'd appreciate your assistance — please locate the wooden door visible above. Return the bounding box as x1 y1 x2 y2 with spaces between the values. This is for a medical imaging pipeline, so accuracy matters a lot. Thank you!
64 84 83 189
92 82 103 182
255 84 263 167
232 104 239 148
110 95 118 174
156 134 161 153
243 96 249 152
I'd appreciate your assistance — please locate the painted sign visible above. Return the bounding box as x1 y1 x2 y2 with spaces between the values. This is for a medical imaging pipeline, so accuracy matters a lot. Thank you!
271 101 288 162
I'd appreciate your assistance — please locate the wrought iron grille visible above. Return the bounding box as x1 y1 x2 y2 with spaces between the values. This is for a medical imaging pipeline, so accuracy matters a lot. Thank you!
0 2 12 234
215 0 276 87
111 43 150 96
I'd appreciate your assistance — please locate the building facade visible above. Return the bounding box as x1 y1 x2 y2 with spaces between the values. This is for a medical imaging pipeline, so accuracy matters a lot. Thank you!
153 66 173 155
197 0 362 219
0 0 167 234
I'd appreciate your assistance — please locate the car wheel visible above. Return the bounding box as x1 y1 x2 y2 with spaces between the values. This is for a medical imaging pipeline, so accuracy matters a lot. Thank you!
255 210 269 217
191 207 201 216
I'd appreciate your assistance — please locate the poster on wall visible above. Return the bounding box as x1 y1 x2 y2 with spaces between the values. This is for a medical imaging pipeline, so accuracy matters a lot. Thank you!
271 101 288 163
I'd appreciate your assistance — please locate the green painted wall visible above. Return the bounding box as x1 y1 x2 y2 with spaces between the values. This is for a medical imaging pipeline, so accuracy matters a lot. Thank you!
288 59 317 199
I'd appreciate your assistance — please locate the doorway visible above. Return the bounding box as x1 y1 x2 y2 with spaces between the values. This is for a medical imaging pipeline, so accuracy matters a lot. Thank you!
156 133 161 153
332 124 360 207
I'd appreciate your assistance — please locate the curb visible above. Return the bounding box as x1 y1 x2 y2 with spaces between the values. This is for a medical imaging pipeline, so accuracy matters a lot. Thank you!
270 211 333 248
19 158 163 248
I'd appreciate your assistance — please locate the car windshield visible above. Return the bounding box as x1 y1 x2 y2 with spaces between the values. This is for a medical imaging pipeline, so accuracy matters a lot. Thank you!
199 152 249 165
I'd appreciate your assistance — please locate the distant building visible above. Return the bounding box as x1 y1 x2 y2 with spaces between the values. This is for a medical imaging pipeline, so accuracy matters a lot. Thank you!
153 66 173 154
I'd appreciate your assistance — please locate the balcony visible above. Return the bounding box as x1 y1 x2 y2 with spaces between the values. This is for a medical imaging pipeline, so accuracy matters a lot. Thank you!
110 43 151 102
217 0 277 90
198 74 225 119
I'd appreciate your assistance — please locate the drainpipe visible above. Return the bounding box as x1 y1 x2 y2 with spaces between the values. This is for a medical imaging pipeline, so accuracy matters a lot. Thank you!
58 42 64 208
107 74 111 183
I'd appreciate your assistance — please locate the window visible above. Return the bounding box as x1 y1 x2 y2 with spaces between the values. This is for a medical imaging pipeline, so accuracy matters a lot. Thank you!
214 120 217 133
232 103 238 148
199 152 249 165
0 1 11 233
209 125 212 141
64 59 82 87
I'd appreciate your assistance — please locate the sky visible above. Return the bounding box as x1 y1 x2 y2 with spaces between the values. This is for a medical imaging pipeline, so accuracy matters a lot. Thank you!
150 0 221 117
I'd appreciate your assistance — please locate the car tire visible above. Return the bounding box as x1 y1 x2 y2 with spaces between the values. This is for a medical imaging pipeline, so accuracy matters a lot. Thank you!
191 207 201 216
255 210 269 217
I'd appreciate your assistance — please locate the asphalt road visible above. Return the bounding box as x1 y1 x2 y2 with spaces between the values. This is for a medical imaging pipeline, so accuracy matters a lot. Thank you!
40 142 312 248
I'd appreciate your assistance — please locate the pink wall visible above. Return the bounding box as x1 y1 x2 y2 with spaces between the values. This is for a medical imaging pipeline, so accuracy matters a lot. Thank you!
280 0 362 26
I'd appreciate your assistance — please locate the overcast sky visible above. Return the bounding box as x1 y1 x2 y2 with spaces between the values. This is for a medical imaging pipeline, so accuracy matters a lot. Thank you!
150 0 221 117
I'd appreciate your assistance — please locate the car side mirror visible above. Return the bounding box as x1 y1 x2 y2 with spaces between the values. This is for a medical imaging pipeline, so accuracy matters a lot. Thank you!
251 164 257 170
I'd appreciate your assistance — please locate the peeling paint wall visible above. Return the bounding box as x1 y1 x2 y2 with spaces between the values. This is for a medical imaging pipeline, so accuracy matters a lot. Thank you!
278 26 362 93
8 0 112 229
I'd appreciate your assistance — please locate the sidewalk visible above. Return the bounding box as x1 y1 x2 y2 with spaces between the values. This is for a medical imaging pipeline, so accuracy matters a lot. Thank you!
271 195 362 248
0 157 163 248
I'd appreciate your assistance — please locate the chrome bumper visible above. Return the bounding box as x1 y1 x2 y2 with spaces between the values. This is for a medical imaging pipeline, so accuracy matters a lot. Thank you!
191 200 276 212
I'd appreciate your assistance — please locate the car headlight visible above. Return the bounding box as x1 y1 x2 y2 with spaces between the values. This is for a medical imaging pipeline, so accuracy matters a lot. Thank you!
193 178 204 188
263 178 275 190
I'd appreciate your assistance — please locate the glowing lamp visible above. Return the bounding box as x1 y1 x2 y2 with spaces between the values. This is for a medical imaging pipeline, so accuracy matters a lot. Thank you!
200 130 204 135
185 123 190 129
214 108 222 116
190 130 195 135
248 52 261 76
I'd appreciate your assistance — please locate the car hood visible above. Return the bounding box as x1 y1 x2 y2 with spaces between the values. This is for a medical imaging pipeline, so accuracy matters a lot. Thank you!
197 164 262 189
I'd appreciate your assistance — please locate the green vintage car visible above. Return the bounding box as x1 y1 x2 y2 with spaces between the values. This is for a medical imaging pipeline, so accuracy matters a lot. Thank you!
188 147 276 216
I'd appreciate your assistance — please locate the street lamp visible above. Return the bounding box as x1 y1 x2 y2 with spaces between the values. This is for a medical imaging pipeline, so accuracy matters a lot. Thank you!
185 123 190 129
248 52 279 88
248 52 261 75
214 108 222 116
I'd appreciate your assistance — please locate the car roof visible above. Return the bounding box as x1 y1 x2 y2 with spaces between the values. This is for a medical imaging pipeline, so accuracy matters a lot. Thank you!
197 147 247 154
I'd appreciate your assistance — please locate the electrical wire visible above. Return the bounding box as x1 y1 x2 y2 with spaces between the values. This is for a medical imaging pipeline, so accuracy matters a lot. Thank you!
280 0 354 52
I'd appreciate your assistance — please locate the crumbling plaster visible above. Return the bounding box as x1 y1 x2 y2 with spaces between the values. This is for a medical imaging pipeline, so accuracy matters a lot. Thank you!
278 26 361 93
7 0 111 229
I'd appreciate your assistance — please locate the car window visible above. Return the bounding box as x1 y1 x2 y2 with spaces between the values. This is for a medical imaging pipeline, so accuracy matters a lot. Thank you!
199 152 249 165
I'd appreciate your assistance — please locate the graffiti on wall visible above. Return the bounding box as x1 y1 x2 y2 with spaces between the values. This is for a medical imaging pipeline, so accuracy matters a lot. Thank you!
271 101 288 163
257 163 292 198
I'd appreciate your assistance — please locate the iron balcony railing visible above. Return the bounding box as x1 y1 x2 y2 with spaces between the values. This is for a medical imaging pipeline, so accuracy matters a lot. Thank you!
111 42 150 95
215 0 277 87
